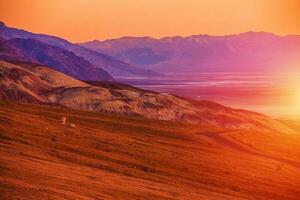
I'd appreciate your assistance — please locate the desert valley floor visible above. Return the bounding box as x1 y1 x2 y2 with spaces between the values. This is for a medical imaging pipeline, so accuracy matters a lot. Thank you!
0 101 300 199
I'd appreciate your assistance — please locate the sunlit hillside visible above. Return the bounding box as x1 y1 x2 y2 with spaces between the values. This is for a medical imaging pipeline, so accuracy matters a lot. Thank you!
1 101 300 199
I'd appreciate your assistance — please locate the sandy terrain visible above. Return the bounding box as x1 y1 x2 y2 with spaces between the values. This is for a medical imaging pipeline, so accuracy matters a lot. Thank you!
1 101 300 199
198 131 300 169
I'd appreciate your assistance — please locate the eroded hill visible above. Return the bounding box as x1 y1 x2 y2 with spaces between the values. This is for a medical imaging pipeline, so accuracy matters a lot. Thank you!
0 60 294 133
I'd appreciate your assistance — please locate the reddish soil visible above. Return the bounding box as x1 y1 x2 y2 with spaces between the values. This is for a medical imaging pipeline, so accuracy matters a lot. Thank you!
0 101 300 199
198 131 300 170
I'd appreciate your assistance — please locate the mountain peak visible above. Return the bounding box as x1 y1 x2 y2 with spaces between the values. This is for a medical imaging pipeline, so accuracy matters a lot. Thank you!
239 31 276 37
0 21 6 26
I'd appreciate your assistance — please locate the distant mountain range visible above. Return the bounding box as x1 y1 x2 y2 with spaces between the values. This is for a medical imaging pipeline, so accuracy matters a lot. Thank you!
0 36 112 80
0 22 156 77
3 21 299 77
81 32 300 73
0 60 294 133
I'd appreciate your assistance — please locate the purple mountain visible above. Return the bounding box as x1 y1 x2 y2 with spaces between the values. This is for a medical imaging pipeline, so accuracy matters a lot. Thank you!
0 36 112 81
81 32 300 73
0 22 156 77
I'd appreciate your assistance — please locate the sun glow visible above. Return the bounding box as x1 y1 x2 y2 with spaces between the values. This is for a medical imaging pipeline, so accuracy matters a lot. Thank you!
282 72 300 117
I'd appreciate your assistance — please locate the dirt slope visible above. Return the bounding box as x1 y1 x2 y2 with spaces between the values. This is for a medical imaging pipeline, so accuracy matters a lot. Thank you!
0 101 300 199
198 131 300 169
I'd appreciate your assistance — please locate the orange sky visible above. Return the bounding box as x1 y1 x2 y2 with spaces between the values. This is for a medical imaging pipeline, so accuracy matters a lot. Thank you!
1 0 300 42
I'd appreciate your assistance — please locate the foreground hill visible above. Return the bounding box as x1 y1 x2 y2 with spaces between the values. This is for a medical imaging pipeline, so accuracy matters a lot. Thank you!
0 37 112 81
0 22 156 77
81 32 300 73
0 101 300 199
0 60 294 133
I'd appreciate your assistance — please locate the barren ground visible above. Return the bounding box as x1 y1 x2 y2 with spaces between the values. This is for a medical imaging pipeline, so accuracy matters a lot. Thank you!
0 101 300 199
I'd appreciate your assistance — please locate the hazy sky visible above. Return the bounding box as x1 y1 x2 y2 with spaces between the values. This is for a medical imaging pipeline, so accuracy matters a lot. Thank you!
1 0 300 42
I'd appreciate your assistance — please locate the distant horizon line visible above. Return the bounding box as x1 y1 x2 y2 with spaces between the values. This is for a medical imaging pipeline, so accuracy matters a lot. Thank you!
84 31 300 43
2 20 300 44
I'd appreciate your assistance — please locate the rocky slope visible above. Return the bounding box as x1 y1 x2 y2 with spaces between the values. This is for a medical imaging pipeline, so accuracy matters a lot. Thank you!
0 37 29 62
0 60 294 133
